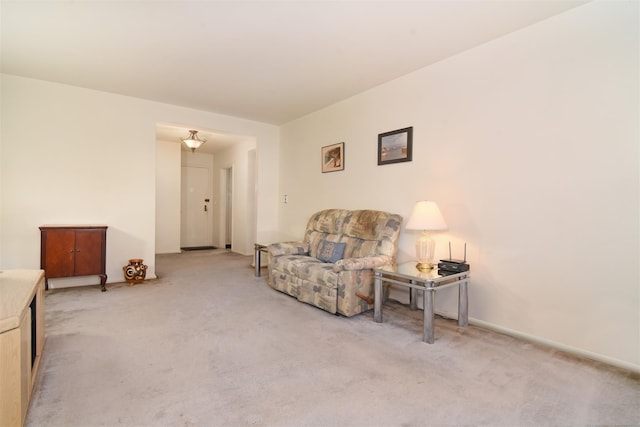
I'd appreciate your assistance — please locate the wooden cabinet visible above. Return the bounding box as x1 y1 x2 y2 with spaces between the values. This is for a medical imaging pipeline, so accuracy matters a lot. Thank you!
0 270 45 427
39 225 108 292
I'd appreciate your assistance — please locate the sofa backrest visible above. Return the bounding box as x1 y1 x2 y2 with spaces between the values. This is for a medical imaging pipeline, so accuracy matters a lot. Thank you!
304 209 402 261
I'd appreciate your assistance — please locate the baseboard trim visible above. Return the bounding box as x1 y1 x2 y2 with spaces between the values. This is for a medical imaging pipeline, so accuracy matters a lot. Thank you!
435 310 640 374
374 288 639 372
181 246 217 251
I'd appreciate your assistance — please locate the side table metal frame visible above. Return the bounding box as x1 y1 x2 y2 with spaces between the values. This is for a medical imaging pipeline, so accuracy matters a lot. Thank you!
254 243 268 277
373 266 469 343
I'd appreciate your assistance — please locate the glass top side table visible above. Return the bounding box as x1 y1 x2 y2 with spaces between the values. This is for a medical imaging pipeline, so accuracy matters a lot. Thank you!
373 262 470 343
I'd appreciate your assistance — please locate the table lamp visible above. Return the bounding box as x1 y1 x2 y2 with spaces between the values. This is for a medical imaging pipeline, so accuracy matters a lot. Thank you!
405 201 448 271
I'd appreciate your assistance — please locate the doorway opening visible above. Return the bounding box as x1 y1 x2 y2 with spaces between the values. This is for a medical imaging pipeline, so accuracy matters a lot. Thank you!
155 123 258 256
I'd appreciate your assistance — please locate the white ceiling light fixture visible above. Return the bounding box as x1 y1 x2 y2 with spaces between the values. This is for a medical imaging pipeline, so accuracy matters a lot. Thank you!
181 130 206 152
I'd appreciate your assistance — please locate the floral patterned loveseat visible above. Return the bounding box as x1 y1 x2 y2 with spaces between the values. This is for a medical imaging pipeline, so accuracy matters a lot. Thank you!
267 209 403 317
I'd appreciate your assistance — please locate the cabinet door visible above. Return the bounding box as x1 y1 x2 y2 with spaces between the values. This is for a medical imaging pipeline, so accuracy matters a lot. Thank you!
74 230 104 276
43 231 75 278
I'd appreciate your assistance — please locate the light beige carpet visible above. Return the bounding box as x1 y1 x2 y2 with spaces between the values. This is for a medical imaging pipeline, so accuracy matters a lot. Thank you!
26 249 639 426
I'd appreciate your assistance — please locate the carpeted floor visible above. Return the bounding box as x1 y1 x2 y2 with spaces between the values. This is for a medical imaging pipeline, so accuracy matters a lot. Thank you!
26 250 639 426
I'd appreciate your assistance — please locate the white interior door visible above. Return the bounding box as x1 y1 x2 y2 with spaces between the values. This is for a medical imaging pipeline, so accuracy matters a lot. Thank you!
181 166 212 248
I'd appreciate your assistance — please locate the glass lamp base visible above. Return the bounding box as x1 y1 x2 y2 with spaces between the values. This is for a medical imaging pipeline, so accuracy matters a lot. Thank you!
415 231 436 271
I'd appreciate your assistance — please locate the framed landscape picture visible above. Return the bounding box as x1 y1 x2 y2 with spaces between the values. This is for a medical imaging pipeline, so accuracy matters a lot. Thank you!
378 127 413 165
322 142 344 173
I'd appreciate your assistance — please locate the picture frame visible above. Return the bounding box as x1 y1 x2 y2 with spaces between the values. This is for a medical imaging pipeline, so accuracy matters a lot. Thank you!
378 127 413 165
321 142 345 173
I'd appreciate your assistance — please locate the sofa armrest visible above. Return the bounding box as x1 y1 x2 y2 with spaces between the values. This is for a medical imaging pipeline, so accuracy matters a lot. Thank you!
267 241 309 257
333 255 393 271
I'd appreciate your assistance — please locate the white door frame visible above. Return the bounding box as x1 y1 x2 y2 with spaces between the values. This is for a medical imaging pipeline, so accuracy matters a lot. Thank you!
218 166 233 249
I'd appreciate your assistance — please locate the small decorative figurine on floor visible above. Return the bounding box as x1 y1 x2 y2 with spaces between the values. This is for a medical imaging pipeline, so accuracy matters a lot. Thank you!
123 259 147 286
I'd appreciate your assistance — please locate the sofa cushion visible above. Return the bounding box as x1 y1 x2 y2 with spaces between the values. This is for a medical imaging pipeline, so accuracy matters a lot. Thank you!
267 241 309 257
342 236 378 259
297 277 338 314
295 261 339 288
343 210 388 240
333 255 393 271
317 240 346 263
271 255 321 276
306 209 348 234
343 209 402 240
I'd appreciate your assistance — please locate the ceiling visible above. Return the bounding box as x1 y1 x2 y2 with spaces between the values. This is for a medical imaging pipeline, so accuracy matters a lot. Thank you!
2 1 587 130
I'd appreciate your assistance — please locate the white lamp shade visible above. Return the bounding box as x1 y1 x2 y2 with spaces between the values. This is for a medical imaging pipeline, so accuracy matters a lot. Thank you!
405 201 447 231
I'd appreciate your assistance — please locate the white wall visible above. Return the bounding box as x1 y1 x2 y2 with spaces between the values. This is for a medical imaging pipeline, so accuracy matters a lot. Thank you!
278 1 639 369
156 139 181 254
212 139 257 255
0 75 280 284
